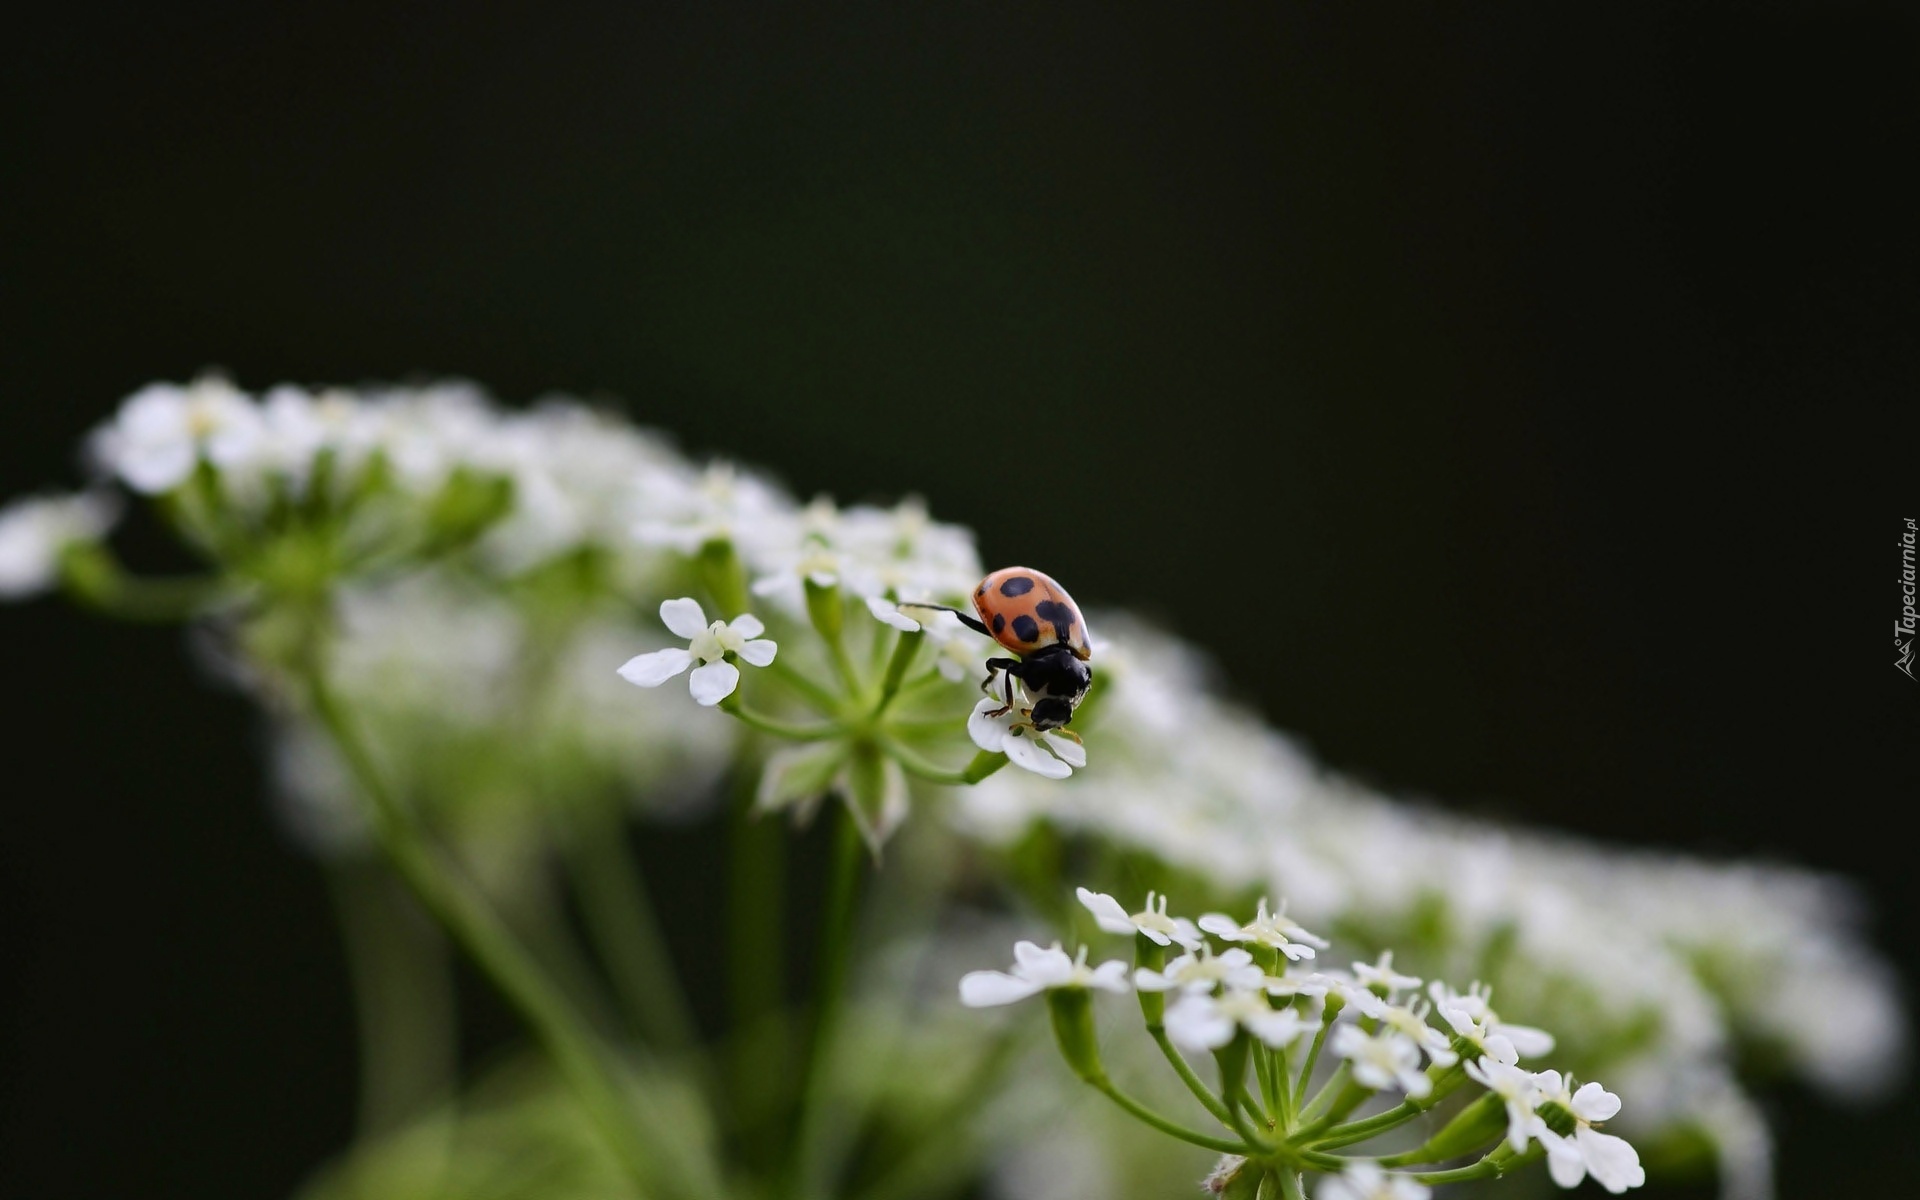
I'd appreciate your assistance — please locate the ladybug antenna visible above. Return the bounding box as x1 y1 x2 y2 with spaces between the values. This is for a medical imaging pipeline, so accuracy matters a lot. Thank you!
897 600 990 638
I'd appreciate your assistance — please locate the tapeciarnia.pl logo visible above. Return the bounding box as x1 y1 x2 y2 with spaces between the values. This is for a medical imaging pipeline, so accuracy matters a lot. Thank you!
1899 518 1917 681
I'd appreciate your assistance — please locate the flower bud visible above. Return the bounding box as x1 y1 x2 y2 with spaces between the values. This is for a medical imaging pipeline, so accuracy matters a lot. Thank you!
804 575 844 645
697 536 749 616
1046 986 1106 1084
1400 1090 1507 1163
1134 933 1168 1025
1213 1028 1252 1103
1537 1099 1578 1139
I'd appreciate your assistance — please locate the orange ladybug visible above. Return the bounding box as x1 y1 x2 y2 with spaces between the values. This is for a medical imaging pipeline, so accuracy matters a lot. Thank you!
904 567 1093 732
970 566 1093 663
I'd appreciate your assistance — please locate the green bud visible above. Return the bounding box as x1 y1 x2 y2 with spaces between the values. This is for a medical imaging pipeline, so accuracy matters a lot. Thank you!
841 743 907 856
1400 1091 1507 1163
1136 933 1167 1025
423 468 513 552
1537 1100 1578 1139
1213 1029 1252 1105
697 537 750 616
878 627 924 703
804 575 844 645
1046 986 1106 1084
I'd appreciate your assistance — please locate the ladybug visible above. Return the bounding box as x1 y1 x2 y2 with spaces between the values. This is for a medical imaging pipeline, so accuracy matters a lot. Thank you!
905 566 1093 732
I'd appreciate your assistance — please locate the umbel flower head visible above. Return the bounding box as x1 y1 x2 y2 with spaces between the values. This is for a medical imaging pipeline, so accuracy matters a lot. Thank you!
618 598 777 706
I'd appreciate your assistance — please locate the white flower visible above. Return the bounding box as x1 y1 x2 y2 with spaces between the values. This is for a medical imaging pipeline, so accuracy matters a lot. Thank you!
1198 897 1327 960
0 493 117 598
1372 999 1459 1068
1164 990 1314 1053
1532 1071 1645 1194
864 593 923 632
634 461 794 558
1317 1160 1430 1200
89 379 264 494
1077 888 1203 949
617 597 777 706
958 941 1130 1007
1463 1057 1545 1152
968 697 1086 779
1135 947 1265 995
1352 951 1422 997
1330 1025 1432 1098
1429 981 1555 1059
1435 1003 1519 1067
1261 969 1337 1002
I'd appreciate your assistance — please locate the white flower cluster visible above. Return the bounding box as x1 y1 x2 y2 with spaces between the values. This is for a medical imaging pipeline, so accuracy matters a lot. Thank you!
962 890 1646 1194
3 378 1901 1200
951 618 1904 1197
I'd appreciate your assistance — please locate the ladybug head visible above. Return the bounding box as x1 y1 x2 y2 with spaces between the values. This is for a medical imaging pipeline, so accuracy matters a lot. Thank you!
1028 696 1076 731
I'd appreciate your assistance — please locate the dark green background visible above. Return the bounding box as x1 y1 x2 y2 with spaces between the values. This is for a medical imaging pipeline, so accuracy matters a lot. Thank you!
2 4 1913 1196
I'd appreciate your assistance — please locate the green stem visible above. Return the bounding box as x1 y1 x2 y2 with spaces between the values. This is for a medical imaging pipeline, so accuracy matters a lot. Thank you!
873 630 923 712
1148 1027 1237 1127
327 860 457 1140
1256 1043 1282 1123
885 741 1008 785
1309 1099 1423 1149
1087 1077 1254 1155
783 808 867 1190
1275 1168 1305 1200
1297 1061 1352 1125
565 803 700 1052
727 776 786 1169
1293 1010 1334 1110
720 695 844 740
304 661 661 1192
1409 1146 1535 1185
768 657 843 713
59 544 226 623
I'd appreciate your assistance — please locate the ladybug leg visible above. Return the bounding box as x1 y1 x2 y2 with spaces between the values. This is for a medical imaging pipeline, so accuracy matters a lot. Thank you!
982 657 1022 716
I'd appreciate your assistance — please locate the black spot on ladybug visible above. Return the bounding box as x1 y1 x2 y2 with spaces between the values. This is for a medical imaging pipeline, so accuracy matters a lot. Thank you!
991 613 1006 634
1011 614 1040 643
999 576 1035 597
1034 599 1075 636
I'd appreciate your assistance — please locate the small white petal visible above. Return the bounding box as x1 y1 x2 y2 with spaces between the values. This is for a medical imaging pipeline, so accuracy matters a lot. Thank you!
1003 731 1073 779
1043 733 1088 768
1575 1127 1645 1193
1077 887 1138 937
959 971 1044 1007
1086 960 1133 994
1165 997 1235 1052
864 594 921 631
967 699 1009 752
1134 968 1176 991
1502 1024 1556 1059
1571 1081 1622 1123
659 597 709 639
617 648 694 687
688 659 741 705
729 613 767 639
1198 914 1242 940
1542 1133 1586 1189
737 638 779 667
